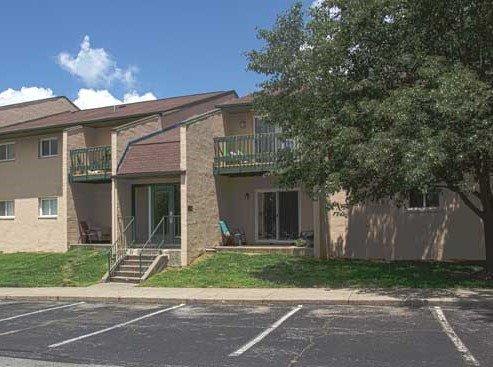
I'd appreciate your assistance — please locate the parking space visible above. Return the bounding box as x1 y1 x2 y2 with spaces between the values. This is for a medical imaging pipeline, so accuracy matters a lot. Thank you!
438 306 493 366
0 300 490 367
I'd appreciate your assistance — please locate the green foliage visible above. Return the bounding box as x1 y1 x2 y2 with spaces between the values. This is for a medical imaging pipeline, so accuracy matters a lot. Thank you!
0 249 107 287
248 0 492 203
247 1 493 270
144 252 491 289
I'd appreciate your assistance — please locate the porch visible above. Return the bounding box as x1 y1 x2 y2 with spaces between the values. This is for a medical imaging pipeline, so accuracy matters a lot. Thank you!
216 175 315 249
69 182 112 244
114 178 182 250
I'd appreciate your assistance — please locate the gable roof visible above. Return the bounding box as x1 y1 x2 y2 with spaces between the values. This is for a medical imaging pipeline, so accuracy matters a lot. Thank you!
0 90 236 136
216 94 253 109
0 96 79 129
117 126 181 176
117 108 222 177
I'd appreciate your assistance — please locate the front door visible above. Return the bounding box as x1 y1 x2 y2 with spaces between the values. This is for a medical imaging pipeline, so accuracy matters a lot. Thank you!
256 190 299 242
150 184 177 245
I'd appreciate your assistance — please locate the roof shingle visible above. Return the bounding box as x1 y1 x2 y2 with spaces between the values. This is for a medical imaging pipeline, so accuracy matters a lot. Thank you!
0 91 235 135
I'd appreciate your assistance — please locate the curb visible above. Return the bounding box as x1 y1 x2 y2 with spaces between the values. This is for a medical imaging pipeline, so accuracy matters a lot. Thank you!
0 295 490 308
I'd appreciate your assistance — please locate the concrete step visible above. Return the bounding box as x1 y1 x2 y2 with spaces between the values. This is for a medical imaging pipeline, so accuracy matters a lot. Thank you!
113 270 142 278
109 276 141 284
123 258 154 264
122 260 154 266
125 255 156 261
119 265 143 272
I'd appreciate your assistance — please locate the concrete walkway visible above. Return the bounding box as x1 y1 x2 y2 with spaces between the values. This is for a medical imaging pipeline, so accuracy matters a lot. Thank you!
0 284 491 306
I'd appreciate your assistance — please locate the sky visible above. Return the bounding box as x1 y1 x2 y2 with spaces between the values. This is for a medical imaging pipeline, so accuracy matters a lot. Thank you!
0 0 316 109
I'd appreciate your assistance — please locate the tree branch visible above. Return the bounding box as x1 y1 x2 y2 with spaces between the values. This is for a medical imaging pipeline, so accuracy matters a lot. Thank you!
457 191 484 219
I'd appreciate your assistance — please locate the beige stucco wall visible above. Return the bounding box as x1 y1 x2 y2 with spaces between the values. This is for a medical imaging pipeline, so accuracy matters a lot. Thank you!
181 112 225 265
71 183 111 237
92 126 113 147
325 190 485 260
223 110 254 136
216 175 315 244
0 133 66 252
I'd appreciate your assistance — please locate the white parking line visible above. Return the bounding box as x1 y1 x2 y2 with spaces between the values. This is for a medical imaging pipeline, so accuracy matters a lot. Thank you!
229 305 303 357
0 302 84 323
49 303 185 348
431 306 480 366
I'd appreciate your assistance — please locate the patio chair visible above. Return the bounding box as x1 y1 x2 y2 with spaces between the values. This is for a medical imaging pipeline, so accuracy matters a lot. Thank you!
79 221 101 244
219 220 246 246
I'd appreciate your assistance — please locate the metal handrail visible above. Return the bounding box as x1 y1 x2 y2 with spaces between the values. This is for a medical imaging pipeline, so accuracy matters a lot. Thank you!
107 216 135 277
138 216 166 275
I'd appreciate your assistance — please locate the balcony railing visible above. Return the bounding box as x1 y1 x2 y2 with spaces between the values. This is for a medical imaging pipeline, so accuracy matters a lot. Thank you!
213 132 291 175
69 146 111 182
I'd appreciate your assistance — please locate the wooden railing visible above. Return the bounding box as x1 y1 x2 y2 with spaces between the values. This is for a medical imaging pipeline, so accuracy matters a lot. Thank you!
69 146 111 182
213 133 291 175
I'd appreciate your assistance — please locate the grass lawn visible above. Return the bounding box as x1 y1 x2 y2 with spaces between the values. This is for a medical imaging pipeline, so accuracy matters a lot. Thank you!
143 252 492 289
0 249 107 287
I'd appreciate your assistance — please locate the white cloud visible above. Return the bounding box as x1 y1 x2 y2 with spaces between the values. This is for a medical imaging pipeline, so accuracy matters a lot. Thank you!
73 88 156 109
311 0 324 8
0 87 55 107
57 35 137 88
123 91 157 104
312 1 341 21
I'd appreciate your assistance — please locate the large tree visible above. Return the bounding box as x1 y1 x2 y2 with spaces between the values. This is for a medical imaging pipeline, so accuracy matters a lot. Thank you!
247 0 493 273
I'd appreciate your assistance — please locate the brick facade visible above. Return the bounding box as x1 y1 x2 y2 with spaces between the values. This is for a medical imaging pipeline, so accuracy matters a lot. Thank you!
181 112 225 265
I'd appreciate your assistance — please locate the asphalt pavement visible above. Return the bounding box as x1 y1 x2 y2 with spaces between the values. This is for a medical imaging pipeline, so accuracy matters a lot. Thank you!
0 300 490 366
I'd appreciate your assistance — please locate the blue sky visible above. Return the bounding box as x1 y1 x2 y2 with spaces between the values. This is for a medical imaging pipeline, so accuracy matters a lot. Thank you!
0 0 315 109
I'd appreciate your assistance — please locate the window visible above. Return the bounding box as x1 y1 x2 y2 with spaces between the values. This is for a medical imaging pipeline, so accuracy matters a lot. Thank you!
39 197 58 218
0 201 14 219
0 142 14 161
39 137 58 157
408 189 440 210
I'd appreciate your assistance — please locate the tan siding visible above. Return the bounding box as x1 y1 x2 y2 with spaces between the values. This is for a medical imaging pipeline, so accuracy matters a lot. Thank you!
223 110 254 136
0 133 66 252
326 190 485 260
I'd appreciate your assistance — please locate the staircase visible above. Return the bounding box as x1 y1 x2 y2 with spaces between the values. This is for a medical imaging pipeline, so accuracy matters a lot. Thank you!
106 215 172 284
108 254 157 284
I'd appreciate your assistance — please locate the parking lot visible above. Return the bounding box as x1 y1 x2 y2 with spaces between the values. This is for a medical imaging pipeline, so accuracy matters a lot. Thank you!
0 300 490 367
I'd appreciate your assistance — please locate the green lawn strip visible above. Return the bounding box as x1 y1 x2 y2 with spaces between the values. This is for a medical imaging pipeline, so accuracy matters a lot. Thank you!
0 250 107 287
143 252 492 289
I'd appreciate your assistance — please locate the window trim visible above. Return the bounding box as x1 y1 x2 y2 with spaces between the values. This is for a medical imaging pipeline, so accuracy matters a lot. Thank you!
0 142 15 162
38 137 59 158
38 197 58 219
406 190 440 212
0 200 15 219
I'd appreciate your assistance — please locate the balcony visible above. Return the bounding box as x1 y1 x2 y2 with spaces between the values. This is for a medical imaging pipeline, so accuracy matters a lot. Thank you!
213 132 291 175
69 146 111 183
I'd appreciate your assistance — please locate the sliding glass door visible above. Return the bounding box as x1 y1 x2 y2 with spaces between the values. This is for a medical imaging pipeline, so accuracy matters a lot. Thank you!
132 183 180 246
151 185 174 244
256 190 299 242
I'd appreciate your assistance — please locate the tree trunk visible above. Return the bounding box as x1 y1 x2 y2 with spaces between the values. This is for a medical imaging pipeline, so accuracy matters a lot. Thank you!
484 211 493 275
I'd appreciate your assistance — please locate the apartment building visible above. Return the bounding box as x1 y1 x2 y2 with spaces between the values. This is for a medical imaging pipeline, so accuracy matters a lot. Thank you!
0 92 485 282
